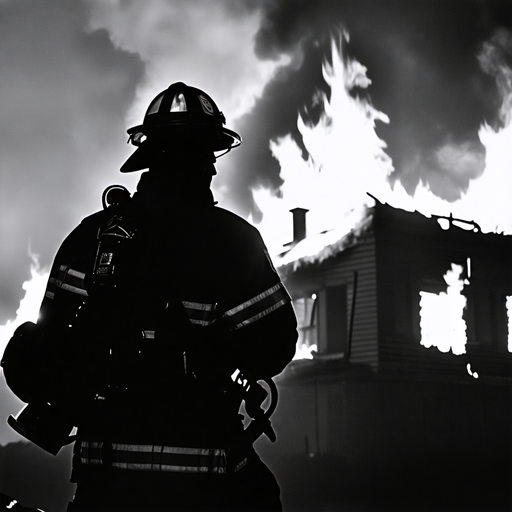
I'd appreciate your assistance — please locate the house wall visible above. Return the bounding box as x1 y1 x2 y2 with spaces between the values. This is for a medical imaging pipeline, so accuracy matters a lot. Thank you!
373 203 512 376
279 225 379 368
257 375 512 512
266 205 512 510
263 374 512 465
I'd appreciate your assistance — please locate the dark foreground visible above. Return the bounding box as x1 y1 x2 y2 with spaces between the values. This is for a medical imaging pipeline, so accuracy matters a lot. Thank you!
268 453 512 512
1 442 511 512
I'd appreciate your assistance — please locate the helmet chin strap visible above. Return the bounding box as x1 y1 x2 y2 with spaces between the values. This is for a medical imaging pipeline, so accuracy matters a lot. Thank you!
153 144 217 169
213 146 232 159
148 152 217 182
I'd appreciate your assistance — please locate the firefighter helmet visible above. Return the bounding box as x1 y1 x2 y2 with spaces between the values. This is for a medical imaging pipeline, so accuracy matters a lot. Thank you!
121 82 242 172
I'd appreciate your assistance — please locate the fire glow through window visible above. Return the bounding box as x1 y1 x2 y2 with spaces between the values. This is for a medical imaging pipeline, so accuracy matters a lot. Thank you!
293 294 318 360
419 263 468 355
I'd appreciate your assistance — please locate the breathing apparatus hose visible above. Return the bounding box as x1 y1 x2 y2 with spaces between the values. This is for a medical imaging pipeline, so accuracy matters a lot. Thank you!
262 378 278 421
241 377 278 445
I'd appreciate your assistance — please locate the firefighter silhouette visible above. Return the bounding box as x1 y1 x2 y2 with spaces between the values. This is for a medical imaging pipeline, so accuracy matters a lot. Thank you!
2 82 298 512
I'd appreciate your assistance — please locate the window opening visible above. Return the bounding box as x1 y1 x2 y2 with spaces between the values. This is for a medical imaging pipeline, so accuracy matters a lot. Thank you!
419 263 467 355
293 294 318 359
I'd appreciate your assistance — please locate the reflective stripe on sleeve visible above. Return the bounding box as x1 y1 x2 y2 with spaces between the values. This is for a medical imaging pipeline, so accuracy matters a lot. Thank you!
223 282 291 330
45 265 88 299
182 301 217 326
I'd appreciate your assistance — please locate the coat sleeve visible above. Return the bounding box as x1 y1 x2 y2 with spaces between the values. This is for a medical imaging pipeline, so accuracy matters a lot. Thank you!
35 215 102 402
218 224 297 380
38 216 99 334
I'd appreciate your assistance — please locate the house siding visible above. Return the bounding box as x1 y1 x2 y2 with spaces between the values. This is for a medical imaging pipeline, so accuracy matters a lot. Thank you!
261 204 512 511
373 202 512 376
278 224 379 367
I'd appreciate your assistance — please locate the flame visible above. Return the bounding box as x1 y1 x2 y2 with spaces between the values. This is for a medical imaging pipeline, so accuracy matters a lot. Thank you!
253 32 396 255
0 254 49 356
467 363 479 379
419 264 468 355
294 343 317 360
254 29 512 254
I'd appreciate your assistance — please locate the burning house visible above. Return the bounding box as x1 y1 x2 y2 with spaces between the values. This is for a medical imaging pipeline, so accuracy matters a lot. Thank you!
258 200 512 511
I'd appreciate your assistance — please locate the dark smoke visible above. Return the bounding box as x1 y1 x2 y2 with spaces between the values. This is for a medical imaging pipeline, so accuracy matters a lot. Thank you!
223 0 512 218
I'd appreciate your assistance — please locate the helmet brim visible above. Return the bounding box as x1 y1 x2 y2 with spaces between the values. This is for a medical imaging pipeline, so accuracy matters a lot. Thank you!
120 125 241 173
120 141 154 173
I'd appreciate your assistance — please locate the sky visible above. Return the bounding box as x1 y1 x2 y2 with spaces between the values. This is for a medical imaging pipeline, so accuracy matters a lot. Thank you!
1 0 512 443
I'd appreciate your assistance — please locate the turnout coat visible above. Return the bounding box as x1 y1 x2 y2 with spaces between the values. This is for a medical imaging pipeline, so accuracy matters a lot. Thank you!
37 172 297 486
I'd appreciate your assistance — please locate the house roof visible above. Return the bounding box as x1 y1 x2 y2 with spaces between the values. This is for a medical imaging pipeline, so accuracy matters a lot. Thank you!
275 205 374 272
274 200 510 273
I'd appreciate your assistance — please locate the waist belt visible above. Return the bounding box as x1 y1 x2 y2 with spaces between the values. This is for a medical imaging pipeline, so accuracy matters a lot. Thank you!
79 441 250 474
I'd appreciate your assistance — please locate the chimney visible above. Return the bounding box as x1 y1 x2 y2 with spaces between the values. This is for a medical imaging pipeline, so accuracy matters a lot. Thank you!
290 207 309 244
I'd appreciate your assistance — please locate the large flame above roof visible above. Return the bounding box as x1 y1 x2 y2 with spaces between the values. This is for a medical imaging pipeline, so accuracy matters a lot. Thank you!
253 30 512 264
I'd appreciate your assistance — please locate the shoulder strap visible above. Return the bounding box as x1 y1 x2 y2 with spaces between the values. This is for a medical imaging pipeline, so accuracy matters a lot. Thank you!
92 185 135 289
102 184 131 210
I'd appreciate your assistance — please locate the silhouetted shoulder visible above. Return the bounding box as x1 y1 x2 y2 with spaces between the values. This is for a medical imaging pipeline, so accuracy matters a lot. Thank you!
53 209 112 257
79 209 110 229
210 206 263 241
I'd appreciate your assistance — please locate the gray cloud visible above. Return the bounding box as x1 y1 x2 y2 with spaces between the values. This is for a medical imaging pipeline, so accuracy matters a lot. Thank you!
0 0 144 323
215 40 329 220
